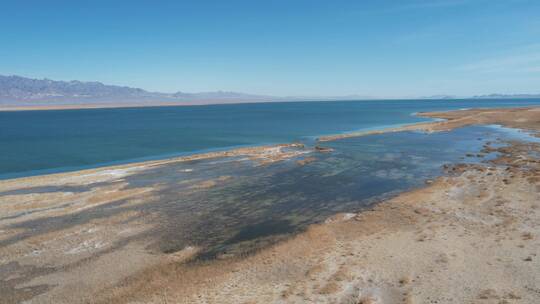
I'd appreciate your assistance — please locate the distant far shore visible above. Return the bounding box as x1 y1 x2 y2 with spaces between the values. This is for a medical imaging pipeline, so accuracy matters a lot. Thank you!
0 99 350 111
3 97 540 112
0 101 262 111
0 99 388 111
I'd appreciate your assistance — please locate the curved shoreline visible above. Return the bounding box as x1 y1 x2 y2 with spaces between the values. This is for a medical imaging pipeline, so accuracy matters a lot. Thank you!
2 106 539 183
0 121 434 182
319 106 540 141
0 143 307 186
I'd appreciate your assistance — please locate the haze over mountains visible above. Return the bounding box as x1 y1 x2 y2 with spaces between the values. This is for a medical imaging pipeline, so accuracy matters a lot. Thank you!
472 93 540 99
1 75 539 108
0 75 280 106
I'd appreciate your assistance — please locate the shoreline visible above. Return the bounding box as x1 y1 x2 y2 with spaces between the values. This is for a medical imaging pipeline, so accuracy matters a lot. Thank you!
2 98 540 112
0 103 191 112
0 143 304 181
1 106 539 303
1 118 435 181
319 106 540 141
99 106 540 304
2 106 537 182
0 100 294 112
0 143 307 185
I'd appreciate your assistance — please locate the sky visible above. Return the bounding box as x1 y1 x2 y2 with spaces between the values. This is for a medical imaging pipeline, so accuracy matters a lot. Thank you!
1 0 539 97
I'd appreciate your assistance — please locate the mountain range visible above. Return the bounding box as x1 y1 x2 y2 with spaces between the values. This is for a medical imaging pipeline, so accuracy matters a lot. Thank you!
472 93 540 99
0 75 281 106
1 75 539 107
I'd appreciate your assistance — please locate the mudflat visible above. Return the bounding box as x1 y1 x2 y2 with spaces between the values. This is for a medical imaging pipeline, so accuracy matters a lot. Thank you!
1 107 539 304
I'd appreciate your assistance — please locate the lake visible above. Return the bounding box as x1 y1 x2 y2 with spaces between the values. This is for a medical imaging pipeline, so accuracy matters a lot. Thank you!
1 98 540 179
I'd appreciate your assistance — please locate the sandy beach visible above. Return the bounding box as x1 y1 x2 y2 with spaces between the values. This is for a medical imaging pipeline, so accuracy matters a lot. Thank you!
1 107 539 304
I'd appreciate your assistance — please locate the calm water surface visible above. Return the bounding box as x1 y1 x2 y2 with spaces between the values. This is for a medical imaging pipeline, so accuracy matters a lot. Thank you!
1 99 540 178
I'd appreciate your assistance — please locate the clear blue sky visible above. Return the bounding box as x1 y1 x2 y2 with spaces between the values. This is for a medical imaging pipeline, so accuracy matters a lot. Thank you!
1 0 539 97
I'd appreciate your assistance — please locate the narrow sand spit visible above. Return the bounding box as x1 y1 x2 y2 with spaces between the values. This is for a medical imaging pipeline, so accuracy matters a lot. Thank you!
318 106 540 141
98 107 540 304
0 107 539 304
0 144 305 303
0 143 304 188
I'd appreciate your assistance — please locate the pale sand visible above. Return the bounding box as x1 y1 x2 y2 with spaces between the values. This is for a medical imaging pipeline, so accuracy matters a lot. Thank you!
319 106 540 141
98 107 540 304
0 143 304 188
0 102 250 112
0 99 284 112
0 103 182 112
1 107 539 304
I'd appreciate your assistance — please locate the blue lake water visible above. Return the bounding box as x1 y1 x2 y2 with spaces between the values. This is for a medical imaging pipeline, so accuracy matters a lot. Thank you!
1 99 540 179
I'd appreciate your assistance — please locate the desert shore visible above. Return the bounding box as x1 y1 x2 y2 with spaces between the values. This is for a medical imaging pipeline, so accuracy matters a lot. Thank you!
1 107 539 304
106 107 540 304
319 106 540 141
0 102 221 112
0 99 287 112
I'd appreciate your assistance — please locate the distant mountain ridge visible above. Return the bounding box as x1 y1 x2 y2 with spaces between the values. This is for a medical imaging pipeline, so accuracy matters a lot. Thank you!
420 95 457 100
0 75 276 105
472 93 540 99
1 74 539 107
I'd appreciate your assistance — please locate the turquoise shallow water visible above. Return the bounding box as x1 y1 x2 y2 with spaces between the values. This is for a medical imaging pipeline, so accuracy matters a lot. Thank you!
1 98 539 179
2 124 535 259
